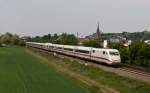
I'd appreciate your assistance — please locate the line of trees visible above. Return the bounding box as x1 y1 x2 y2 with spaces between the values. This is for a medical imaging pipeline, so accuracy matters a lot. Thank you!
31 33 78 45
109 41 150 68
0 32 25 46
30 33 102 47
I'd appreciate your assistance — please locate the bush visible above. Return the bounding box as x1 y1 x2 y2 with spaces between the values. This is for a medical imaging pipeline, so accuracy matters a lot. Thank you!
0 32 26 46
18 40 26 46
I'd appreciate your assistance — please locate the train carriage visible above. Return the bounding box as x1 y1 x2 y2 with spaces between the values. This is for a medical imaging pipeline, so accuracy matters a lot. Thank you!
75 46 91 59
63 45 75 56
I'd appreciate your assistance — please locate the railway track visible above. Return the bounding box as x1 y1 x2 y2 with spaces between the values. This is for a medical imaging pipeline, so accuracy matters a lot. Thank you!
118 67 150 77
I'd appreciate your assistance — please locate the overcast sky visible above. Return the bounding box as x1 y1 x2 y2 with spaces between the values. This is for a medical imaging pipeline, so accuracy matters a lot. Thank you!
0 0 150 36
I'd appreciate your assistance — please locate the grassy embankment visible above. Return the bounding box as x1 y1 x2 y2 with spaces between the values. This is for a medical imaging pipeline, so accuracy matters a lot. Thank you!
0 46 97 93
29 47 150 93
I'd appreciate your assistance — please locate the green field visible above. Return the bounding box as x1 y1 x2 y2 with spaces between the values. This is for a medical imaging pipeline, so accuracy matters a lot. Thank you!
0 47 92 93
1 46 150 93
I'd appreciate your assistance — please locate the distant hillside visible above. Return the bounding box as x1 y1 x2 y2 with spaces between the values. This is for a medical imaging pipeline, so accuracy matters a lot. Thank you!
122 31 150 40
93 31 150 41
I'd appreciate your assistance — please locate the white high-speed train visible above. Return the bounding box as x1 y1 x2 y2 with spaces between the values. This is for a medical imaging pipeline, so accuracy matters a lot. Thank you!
26 42 121 65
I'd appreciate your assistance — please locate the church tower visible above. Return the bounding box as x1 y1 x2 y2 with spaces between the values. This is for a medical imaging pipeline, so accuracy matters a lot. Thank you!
96 23 102 40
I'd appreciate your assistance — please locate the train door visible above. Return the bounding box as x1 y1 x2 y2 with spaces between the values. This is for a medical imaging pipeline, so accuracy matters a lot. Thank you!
91 49 100 61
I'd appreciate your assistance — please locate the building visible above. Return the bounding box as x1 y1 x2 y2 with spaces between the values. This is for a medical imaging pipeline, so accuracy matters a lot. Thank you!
109 35 126 43
144 40 150 45
109 37 120 43
123 40 132 47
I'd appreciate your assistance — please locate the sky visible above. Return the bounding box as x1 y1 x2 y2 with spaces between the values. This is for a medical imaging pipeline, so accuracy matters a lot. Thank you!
0 0 150 36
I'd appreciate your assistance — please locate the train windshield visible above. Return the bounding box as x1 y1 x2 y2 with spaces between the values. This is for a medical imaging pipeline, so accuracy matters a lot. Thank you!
109 51 119 56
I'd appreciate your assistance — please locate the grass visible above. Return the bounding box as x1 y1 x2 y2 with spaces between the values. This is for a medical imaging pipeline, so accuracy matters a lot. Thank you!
0 46 95 93
31 48 150 93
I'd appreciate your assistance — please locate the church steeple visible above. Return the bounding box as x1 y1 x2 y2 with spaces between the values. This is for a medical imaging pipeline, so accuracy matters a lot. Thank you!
97 22 100 33
96 22 101 40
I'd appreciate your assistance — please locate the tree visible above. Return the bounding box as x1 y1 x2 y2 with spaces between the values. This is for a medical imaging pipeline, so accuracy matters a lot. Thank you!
18 40 26 46
55 33 78 45
128 41 143 64
120 48 130 64
11 34 20 45
0 33 12 44
83 39 102 48
51 33 59 43
41 35 50 43
0 32 25 46
0 35 2 46
31 36 42 42
136 43 150 67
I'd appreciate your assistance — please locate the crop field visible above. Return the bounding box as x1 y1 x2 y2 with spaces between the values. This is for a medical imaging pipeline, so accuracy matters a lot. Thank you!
0 46 93 93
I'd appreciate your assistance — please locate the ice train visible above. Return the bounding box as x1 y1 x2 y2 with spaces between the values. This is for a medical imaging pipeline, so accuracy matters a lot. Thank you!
26 42 121 65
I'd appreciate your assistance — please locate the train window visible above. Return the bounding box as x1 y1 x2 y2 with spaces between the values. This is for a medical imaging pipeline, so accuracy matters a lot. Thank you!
103 51 108 55
92 50 95 53
64 48 73 51
49 46 54 48
76 50 89 54
103 51 105 54
109 51 119 56
57 47 62 49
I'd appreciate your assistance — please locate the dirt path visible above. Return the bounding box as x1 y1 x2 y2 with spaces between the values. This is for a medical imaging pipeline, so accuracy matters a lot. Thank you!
25 48 120 93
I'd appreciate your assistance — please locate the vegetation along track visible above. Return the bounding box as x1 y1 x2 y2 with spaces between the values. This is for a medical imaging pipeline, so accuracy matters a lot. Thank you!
63 55 150 83
85 62 150 83
68 56 150 83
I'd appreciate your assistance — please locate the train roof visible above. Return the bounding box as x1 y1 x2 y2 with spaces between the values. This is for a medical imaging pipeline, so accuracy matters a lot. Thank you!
63 45 75 49
54 44 64 47
27 42 119 52
76 46 92 51
92 48 119 52
76 46 118 51
45 43 52 46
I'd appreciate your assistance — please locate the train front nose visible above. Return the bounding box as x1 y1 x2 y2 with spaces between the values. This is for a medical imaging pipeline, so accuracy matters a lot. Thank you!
109 57 121 66
113 59 121 64
111 56 121 63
